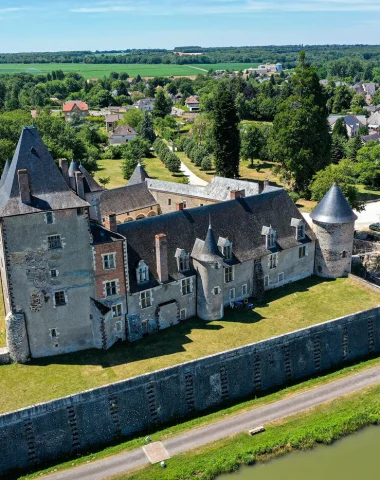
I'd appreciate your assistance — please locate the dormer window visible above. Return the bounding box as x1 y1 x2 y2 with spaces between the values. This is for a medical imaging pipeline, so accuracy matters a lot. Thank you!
261 226 276 249
291 218 306 241
218 237 232 260
136 260 149 283
175 249 190 272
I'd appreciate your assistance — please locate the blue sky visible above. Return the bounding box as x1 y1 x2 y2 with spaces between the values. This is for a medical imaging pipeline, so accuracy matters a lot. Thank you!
0 0 380 52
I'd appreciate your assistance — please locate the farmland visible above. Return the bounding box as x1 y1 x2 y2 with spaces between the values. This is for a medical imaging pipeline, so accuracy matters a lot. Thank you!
0 62 259 79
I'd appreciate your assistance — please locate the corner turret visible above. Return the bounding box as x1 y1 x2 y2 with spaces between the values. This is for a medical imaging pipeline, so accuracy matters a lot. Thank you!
311 183 357 278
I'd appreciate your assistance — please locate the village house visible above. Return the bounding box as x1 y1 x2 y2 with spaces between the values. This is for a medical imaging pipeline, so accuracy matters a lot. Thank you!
328 115 364 138
0 127 357 362
367 111 380 131
105 113 123 132
135 98 154 111
109 124 137 145
185 95 200 112
62 100 89 121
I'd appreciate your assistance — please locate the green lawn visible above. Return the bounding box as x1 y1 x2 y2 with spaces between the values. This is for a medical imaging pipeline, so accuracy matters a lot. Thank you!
0 277 378 414
94 156 187 189
0 62 259 79
357 184 380 202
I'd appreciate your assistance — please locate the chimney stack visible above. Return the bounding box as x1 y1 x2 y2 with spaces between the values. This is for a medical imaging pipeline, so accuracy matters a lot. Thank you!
59 159 70 186
263 179 269 189
176 202 184 211
104 213 117 232
75 171 85 199
17 169 31 204
155 233 168 283
230 189 245 200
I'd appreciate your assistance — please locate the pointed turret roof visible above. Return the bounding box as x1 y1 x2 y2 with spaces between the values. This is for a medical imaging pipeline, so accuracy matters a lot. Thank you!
128 162 149 185
310 182 357 224
193 222 224 263
0 127 88 217
68 160 80 178
79 164 103 193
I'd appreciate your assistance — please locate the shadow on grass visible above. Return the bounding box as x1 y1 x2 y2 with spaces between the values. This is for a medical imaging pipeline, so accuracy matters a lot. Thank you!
358 189 380 202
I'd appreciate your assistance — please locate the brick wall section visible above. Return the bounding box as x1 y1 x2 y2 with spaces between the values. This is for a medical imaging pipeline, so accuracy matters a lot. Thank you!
1 306 380 477
93 241 126 299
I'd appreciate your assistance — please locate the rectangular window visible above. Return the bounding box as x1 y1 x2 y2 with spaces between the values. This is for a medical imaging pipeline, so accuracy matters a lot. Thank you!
77 207 84 216
112 304 122 317
223 245 232 259
264 275 269 287
168 198 172 206
105 280 117 297
50 269 58 278
46 212 54 224
140 290 152 309
229 288 236 300
213 287 220 295
297 224 305 240
181 278 192 295
224 266 233 283
48 235 62 250
50 328 57 338
103 253 116 270
54 291 66 306
299 246 306 258
268 253 278 269
242 284 248 296
180 308 187 320
183 201 187 209
267 232 275 248
179 255 189 271
278 272 284 283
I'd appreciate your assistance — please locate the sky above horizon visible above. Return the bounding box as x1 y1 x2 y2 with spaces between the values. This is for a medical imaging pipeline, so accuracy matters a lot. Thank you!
1 0 380 53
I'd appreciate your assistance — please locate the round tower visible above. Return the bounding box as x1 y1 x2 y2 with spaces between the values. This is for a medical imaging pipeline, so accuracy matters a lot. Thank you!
310 182 357 278
192 223 224 321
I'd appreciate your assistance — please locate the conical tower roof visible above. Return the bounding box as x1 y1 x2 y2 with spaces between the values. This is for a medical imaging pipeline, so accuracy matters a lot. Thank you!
128 162 149 185
68 160 80 178
198 222 223 262
310 182 357 224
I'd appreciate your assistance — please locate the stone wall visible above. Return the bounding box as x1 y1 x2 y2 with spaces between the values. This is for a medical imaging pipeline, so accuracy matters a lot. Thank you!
1 306 380 477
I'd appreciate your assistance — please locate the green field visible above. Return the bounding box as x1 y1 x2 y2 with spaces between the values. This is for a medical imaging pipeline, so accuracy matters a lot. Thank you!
0 62 259 79
0 277 378 414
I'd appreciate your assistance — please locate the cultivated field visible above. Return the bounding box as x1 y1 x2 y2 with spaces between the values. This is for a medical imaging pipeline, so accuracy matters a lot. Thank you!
0 62 259 79
0 277 378 414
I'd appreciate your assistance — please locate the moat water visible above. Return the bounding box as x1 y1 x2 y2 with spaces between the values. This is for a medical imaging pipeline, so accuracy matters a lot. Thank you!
217 426 379 480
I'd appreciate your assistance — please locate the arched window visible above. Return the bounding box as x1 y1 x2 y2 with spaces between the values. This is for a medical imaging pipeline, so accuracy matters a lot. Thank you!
147 211 156 217
136 214 146 221
136 260 149 283
342 250 347 258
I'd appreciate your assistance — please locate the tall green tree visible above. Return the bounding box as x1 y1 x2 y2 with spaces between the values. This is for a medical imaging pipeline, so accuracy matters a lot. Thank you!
332 117 348 139
240 124 263 167
153 89 173 118
211 83 240 178
139 112 156 143
269 51 331 192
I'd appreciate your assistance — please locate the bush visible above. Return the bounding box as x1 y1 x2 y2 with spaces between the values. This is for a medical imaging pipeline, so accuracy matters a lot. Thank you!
288 191 300 204
201 156 212 171
166 153 181 172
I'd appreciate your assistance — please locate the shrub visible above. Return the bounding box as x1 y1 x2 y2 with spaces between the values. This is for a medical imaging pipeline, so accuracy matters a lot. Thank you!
201 156 212 171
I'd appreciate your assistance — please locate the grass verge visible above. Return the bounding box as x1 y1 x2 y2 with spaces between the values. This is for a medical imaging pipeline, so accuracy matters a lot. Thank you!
113 383 380 480
0 277 378 414
19 356 380 480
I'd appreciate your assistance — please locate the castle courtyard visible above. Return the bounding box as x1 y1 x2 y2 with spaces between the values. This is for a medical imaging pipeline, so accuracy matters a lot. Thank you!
0 275 379 415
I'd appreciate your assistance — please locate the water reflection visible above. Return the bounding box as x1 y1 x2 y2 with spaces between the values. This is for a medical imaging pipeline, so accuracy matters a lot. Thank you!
218 426 379 480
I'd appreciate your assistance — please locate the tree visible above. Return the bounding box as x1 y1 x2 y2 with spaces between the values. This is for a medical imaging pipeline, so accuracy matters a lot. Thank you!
309 159 365 211
351 94 365 110
240 124 263 168
211 83 240 178
98 176 110 188
153 89 173 118
346 134 363 160
201 156 212 171
332 85 353 113
121 138 149 179
371 89 380 106
0 139 14 170
121 108 144 130
269 51 331 192
331 135 347 164
140 112 156 143
355 143 380 188
332 117 348 139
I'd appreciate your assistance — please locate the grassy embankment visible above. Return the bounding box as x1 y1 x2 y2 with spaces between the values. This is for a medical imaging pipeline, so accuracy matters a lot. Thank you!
0 277 379 414
113 384 380 480
21 360 380 480
0 62 258 79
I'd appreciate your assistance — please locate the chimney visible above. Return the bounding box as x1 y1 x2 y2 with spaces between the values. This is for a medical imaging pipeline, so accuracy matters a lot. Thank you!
155 233 168 283
230 189 245 200
17 169 31 204
176 202 184 211
59 159 70 186
263 179 269 189
104 213 117 232
75 172 85 199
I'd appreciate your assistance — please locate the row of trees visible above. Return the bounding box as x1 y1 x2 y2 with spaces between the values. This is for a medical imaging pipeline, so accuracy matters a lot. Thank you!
177 137 212 171
153 138 181 173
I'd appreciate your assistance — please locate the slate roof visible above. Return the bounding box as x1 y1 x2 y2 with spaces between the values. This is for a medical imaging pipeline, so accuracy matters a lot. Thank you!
79 164 103 193
362 133 380 144
90 222 125 245
128 163 149 185
0 127 88 217
146 176 260 201
310 183 357 224
117 189 314 293
0 160 11 188
110 124 137 136
192 224 224 263
99 182 158 217
368 112 380 127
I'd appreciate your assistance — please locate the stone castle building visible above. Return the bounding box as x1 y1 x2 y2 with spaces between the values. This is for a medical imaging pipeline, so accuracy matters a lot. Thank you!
0 127 357 362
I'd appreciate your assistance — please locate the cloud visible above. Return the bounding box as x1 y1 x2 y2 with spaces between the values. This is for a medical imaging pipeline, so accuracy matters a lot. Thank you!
0 7 28 13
